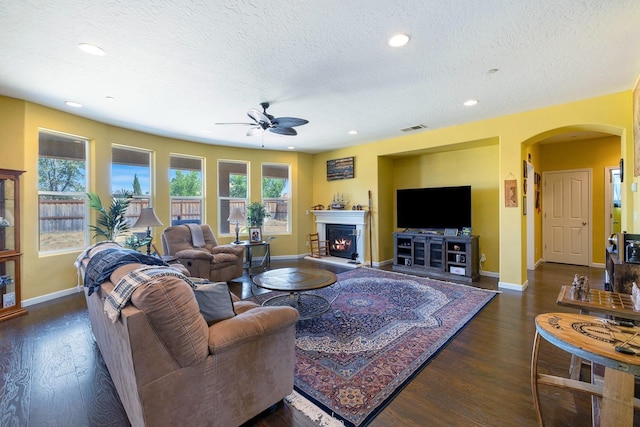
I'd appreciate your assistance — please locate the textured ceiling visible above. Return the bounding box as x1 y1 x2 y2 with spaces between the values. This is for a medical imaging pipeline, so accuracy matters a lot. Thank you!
1 1 639 153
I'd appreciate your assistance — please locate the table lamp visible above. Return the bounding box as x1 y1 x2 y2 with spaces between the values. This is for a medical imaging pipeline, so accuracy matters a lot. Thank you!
227 207 244 244
133 207 163 255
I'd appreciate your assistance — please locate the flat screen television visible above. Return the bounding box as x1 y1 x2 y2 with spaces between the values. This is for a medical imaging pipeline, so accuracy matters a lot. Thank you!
396 185 471 230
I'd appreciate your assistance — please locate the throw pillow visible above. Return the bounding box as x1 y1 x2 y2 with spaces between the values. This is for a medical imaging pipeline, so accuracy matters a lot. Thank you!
193 281 236 325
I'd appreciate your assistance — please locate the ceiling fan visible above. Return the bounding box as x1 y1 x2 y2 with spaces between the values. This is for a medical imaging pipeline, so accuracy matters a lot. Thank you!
215 102 309 136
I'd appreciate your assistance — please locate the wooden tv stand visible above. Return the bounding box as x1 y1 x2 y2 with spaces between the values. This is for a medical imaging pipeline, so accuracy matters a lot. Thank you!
392 232 479 283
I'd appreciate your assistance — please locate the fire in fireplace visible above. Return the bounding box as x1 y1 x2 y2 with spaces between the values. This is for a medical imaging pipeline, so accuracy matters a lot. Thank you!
326 224 357 259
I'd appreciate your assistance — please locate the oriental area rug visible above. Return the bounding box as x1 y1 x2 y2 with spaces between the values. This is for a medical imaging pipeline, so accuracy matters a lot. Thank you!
251 267 498 427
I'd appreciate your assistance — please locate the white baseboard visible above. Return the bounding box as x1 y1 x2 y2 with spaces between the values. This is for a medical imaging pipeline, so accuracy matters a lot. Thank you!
480 270 499 278
498 280 528 292
23 286 83 307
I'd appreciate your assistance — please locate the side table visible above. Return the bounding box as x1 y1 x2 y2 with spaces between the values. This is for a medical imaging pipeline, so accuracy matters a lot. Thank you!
233 240 270 274
556 286 640 380
532 312 640 426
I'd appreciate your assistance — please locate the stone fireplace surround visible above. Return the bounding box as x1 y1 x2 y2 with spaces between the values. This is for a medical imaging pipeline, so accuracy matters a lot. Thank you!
308 210 368 267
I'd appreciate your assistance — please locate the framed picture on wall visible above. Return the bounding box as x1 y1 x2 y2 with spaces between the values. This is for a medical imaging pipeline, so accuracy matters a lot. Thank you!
327 157 355 181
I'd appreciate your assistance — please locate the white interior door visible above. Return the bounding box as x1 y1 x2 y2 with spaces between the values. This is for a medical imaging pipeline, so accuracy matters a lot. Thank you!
542 170 590 266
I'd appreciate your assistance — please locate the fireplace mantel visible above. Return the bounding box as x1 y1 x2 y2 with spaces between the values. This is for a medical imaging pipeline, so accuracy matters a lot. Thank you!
312 210 368 264
312 209 368 225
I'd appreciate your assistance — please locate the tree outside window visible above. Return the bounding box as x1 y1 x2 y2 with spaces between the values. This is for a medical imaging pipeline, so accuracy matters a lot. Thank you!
218 161 248 235
111 145 152 227
262 163 290 234
38 130 88 253
170 155 203 225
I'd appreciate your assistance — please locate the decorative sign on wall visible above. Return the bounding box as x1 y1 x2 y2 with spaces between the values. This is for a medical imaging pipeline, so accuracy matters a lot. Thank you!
327 156 355 181
505 179 518 207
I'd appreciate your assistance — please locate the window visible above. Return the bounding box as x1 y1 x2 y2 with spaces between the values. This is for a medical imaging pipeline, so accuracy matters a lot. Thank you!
218 161 248 235
38 130 88 253
612 169 621 207
111 145 152 227
262 163 290 234
170 155 203 226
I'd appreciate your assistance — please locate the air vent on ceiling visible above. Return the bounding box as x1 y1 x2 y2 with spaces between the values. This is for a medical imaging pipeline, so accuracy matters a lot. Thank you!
401 124 427 132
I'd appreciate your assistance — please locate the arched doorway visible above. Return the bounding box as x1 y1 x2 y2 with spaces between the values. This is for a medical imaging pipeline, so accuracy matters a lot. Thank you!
523 126 622 270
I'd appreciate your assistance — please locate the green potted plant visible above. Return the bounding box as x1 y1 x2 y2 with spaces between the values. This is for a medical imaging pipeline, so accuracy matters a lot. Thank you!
87 190 133 241
246 201 270 227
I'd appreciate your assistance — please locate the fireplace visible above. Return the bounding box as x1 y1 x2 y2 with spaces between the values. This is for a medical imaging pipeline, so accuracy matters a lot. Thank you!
312 210 368 265
326 224 357 259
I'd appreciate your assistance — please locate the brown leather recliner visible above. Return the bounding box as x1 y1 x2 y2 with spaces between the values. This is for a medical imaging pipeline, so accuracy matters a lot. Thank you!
161 224 244 281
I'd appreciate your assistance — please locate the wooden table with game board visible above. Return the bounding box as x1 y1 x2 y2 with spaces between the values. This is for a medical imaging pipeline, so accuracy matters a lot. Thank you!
556 285 640 321
556 285 640 381
532 312 640 426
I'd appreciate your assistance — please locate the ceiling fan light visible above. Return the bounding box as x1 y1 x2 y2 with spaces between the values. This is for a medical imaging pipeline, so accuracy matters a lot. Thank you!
247 127 265 136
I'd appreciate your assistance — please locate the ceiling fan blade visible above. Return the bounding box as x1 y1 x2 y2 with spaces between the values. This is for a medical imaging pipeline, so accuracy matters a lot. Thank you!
273 117 309 127
214 122 254 126
248 108 271 125
269 126 297 136
247 126 265 136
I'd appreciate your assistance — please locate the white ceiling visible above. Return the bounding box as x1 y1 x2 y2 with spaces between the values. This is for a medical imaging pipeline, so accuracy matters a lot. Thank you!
1 1 639 153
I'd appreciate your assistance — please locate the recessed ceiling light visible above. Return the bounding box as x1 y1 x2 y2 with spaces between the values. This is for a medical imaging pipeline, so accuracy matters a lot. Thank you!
202 129 213 134
78 43 106 56
65 101 82 108
287 146 295 150
388 33 410 47
348 130 358 135
105 96 115 101
463 99 479 106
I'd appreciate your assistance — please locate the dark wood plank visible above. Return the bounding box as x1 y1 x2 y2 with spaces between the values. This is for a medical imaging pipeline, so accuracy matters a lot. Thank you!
2 260 639 426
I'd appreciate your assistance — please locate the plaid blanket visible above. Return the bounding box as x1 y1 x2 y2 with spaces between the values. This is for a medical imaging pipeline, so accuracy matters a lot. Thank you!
104 266 194 322
81 247 167 295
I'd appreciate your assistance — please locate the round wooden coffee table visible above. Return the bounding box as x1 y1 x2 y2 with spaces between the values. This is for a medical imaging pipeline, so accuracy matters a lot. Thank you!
252 267 337 320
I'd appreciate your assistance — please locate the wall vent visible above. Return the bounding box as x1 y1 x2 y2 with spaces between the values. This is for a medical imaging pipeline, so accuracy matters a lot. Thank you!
401 124 428 132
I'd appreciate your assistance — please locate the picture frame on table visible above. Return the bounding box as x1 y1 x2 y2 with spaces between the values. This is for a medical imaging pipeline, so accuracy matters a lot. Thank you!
249 227 262 242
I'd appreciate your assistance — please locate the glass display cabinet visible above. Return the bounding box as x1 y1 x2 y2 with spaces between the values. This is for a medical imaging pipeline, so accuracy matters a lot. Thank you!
0 168 26 321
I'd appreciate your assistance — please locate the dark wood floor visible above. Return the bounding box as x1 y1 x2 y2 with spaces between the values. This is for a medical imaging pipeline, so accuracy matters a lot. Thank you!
1 260 636 426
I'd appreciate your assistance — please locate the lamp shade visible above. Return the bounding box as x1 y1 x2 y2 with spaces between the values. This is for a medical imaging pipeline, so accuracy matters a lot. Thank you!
227 207 244 222
133 207 163 228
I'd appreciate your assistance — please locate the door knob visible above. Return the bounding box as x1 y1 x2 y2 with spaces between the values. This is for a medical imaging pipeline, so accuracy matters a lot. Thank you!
582 222 587 226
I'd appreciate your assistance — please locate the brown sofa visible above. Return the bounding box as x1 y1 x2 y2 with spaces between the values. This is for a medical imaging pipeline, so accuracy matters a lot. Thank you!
161 224 245 282
78 243 299 426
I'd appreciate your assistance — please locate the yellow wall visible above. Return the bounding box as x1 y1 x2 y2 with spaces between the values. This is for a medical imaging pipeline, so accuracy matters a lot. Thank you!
2 97 315 301
525 143 543 265
391 144 500 273
0 87 636 301
0 97 25 170
538 136 620 264
312 91 633 289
